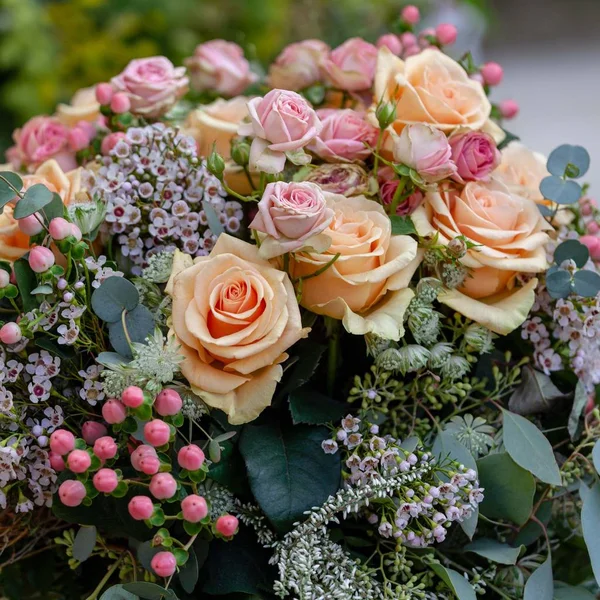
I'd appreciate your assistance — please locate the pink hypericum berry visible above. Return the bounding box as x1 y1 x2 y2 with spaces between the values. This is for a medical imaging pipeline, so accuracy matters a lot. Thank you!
0 270 9 289
400 32 418 47
587 221 600 235
130 445 157 471
181 495 208 523
178 444 205 471
154 388 183 416
110 92 131 114
93 436 118 460
128 496 155 520
28 246 55 273
49 429 76 455
49 451 65 472
18 214 44 236
102 399 127 424
149 473 177 500
70 223 82 241
95 83 114 105
151 551 177 578
82 421 108 445
144 419 171 447
401 5 420 25
58 479 87 507
0 322 22 345
215 514 239 537
93 468 119 493
376 34 402 55
139 455 161 475
48 217 73 241
581 235 600 261
499 99 519 119
435 23 458 46
121 385 145 408
67 449 92 473
480 61 503 86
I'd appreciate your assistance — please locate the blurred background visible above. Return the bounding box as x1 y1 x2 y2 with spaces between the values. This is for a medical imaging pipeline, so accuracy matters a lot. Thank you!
0 0 598 188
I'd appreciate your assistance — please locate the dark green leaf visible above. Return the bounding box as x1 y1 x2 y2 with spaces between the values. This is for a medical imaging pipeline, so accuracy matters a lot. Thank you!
573 270 600 298
13 184 54 218
279 339 326 396
477 453 535 525
524 555 553 600
43 193 66 222
35 337 76 359
137 541 161 571
430 563 477 600
581 483 600 586
96 352 129 367
497 129 520 151
547 144 590 178
432 431 477 472
0 172 23 209
99 585 138 600
13 258 37 312
108 305 155 358
239 421 340 533
569 381 589 440
72 525 97 563
123 582 178 600
288 387 347 425
546 269 572 299
202 200 225 236
303 83 326 105
554 240 589 268
540 176 581 205
178 547 199 593
465 538 523 565
508 366 568 416
390 215 417 236
502 409 561 485
553 582 597 599
92 277 140 323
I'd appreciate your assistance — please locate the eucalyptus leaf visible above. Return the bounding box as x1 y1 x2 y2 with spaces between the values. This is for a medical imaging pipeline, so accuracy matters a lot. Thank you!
123 582 178 599
524 555 553 600
13 258 37 312
96 352 129 367
288 387 347 425
178 547 199 593
554 239 589 268
553 582 597 599
432 431 477 472
43 192 66 221
91 277 140 323
546 268 572 299
0 171 23 209
201 200 225 236
390 215 417 236
477 453 535 525
136 541 161 571
31 284 53 295
540 176 582 205
573 270 600 298
465 538 523 565
99 585 138 600
72 525 97 563
547 144 590 178
508 366 568 416
581 482 600 586
569 380 589 440
593 441 600 475
108 305 154 358
13 184 54 218
460 509 479 540
429 563 477 600
502 409 562 485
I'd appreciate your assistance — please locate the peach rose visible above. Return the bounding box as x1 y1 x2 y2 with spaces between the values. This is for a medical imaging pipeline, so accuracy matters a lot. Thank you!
0 204 30 262
184 97 249 159
269 40 330 91
166 235 308 424
56 87 101 127
412 178 552 334
291 194 420 340
373 48 504 151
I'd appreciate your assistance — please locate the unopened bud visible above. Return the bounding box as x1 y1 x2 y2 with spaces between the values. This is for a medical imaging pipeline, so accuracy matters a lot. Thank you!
230 139 250 167
207 146 226 179
447 237 467 258
376 101 397 130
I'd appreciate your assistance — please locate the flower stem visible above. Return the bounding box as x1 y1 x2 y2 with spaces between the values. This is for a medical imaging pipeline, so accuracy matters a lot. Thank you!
389 177 408 215
325 317 340 397
85 552 126 600
373 130 384 175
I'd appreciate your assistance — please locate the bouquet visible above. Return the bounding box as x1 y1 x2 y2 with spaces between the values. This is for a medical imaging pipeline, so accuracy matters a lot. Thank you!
1 5 599 599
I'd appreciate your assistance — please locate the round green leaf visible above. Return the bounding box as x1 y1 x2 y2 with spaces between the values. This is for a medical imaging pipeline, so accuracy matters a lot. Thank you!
554 239 589 268
573 269 600 298
540 175 582 205
13 183 54 219
592 440 600 475
0 171 23 208
99 585 138 600
546 269 572 299
72 525 97 563
123 582 177 600
547 144 590 178
91 277 139 323
554 582 597 599
108 305 154 357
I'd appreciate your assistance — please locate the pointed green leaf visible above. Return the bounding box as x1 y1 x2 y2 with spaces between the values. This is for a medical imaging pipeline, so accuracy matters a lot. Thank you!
430 563 477 600
465 538 523 565
524 555 553 600
72 525 97 563
581 483 600 587
569 381 589 440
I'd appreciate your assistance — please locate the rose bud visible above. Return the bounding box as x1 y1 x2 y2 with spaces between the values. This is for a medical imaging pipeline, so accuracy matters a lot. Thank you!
449 131 500 183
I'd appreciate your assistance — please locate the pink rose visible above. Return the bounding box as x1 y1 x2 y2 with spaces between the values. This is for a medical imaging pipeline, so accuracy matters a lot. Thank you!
238 89 322 174
321 38 378 91
250 181 334 258
392 124 457 183
303 163 369 197
378 167 423 216
185 40 257 96
269 40 330 91
111 56 189 118
8 116 77 172
308 109 378 162
449 131 500 182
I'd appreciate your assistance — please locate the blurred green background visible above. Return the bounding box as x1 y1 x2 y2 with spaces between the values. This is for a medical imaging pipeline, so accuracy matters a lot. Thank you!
0 0 489 156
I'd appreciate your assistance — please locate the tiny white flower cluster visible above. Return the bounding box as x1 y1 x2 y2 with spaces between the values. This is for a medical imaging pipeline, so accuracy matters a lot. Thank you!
89 123 244 275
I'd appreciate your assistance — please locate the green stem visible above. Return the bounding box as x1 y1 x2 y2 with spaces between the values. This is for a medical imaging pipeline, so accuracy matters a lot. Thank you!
121 309 133 352
85 552 126 600
243 165 256 191
389 177 408 215
373 130 384 176
326 317 340 397
222 180 254 203
291 253 340 284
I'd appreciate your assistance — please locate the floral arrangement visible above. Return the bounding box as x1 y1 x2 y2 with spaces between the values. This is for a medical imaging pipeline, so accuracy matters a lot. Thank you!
1 5 600 600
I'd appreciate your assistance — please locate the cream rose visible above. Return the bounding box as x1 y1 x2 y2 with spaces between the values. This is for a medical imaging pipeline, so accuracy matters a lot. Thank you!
167 234 308 425
184 97 249 159
412 178 552 334
56 87 101 127
373 47 503 151
291 194 420 340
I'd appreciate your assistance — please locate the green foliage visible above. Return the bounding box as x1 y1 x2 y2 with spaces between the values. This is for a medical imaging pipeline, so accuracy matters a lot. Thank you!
288 387 347 425
92 277 140 323
554 240 589 267
465 538 523 565
123 581 178 599
13 183 53 219
547 144 590 178
71 525 97 563
108 304 155 357
390 215 417 236
100 586 139 600
0 171 22 209
524 555 554 600
581 483 600 587
429 563 477 600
